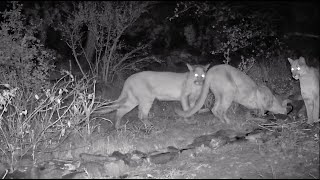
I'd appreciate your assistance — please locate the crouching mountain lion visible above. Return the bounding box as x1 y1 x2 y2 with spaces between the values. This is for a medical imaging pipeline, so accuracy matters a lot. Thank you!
287 57 319 124
94 64 210 129
175 64 292 123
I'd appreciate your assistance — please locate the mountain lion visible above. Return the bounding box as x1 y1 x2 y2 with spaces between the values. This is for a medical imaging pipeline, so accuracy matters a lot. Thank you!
94 64 210 129
175 64 291 123
287 57 319 124
255 84 283 116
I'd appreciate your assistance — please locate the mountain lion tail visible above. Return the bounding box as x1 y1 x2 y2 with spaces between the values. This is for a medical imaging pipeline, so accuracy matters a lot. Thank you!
175 79 211 117
93 102 121 114
92 85 128 114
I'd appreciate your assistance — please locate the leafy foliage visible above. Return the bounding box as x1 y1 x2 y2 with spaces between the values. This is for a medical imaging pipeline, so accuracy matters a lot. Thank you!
0 70 100 170
171 1 286 64
0 2 100 170
0 2 55 94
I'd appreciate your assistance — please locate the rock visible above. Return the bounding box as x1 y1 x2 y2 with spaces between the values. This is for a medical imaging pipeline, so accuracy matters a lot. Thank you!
110 151 140 167
62 172 87 179
80 161 105 178
104 160 129 177
147 151 179 164
131 150 147 159
187 129 247 149
0 162 9 178
79 153 117 162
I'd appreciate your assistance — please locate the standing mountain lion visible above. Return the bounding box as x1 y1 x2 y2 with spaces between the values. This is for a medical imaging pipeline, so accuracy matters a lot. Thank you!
175 64 291 123
287 57 319 124
94 64 209 129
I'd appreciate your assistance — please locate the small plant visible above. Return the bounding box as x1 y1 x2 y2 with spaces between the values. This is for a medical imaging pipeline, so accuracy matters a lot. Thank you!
0 70 103 171
238 56 255 74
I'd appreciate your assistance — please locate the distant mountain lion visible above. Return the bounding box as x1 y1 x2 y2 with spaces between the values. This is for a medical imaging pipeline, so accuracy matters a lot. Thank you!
287 57 319 124
94 64 210 129
175 64 292 123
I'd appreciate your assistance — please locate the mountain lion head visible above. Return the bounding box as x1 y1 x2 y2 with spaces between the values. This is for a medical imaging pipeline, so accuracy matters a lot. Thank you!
287 57 308 80
186 64 210 85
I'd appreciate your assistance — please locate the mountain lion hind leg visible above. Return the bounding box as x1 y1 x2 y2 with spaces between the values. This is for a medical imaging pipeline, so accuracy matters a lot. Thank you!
115 96 138 129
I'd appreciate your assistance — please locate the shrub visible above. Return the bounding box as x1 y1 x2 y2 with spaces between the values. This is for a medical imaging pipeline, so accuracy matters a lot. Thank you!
0 2 55 95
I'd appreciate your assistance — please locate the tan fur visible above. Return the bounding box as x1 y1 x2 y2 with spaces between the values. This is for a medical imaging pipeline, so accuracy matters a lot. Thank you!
175 64 290 123
255 85 274 116
287 56 320 124
94 64 210 129
256 85 291 116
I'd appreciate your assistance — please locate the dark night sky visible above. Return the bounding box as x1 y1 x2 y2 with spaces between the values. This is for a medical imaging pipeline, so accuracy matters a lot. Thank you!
0 1 319 57
0 1 318 34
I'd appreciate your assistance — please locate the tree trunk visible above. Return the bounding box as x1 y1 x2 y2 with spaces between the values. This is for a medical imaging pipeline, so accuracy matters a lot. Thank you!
81 30 96 71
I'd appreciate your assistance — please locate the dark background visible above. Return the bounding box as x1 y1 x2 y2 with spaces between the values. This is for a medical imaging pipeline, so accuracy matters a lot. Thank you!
1 1 319 73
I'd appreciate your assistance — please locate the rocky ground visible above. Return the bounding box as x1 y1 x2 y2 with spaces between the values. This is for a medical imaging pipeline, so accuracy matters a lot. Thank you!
1 101 319 179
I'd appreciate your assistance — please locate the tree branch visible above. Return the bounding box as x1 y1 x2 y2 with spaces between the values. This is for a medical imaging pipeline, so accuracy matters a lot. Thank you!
285 32 320 39
113 41 152 71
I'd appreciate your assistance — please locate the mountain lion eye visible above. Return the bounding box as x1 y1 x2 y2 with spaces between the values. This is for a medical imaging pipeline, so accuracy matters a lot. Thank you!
291 68 294 71
297 67 300 70
201 74 205 78
194 74 199 77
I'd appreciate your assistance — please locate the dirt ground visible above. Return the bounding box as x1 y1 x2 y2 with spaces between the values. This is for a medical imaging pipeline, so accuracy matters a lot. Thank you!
3 101 319 179
70 99 318 179
115 103 319 179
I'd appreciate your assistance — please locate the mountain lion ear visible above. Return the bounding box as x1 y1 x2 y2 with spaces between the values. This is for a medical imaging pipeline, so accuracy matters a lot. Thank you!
287 58 293 63
186 63 193 71
298 56 306 65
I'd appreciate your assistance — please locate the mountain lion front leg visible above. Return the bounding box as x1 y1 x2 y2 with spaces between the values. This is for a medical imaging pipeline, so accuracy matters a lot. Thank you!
179 94 196 123
314 94 320 123
138 100 154 128
305 93 320 124
185 94 202 123
180 94 190 111
304 97 316 124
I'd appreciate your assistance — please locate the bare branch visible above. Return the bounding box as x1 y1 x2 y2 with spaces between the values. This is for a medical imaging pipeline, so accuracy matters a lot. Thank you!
285 32 320 39
113 41 153 71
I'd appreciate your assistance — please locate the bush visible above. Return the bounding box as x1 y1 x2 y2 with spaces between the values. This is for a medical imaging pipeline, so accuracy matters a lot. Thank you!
0 2 54 95
0 70 100 171
0 2 100 171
